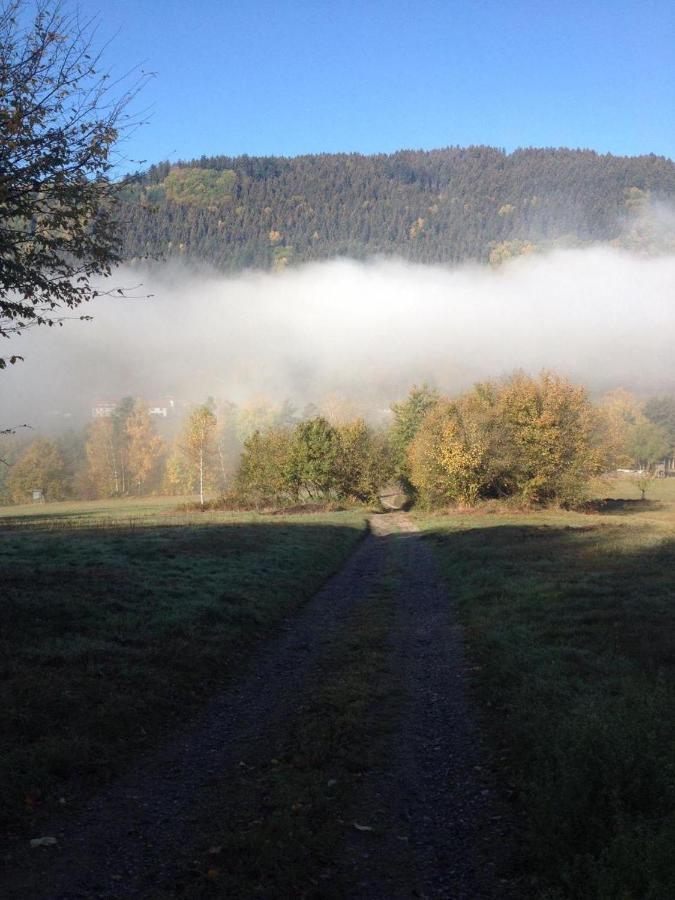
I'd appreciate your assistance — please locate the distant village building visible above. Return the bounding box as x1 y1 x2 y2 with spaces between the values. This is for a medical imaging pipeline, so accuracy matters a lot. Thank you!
92 399 117 418
148 397 176 418
91 397 176 419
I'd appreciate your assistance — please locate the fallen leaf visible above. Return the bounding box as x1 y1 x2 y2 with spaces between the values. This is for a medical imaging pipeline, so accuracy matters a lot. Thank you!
353 822 373 832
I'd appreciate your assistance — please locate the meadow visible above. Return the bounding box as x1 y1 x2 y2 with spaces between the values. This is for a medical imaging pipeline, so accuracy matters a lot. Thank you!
2 478 674 897
0 496 368 835
418 476 675 898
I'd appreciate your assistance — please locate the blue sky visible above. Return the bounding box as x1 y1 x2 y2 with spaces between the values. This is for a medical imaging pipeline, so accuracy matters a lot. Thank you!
78 0 674 167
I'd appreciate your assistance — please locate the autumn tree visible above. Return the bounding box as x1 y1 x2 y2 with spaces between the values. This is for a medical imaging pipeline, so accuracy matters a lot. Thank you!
0 426 31 499
111 396 134 493
408 372 601 507
214 400 241 487
235 397 279 442
336 419 392 503
408 398 495 507
82 398 137 497
596 389 671 472
390 384 439 489
498 372 601 504
0 0 147 367
179 405 218 507
317 392 363 426
125 400 164 494
163 439 191 496
6 435 68 501
85 417 118 496
235 427 294 507
595 389 645 469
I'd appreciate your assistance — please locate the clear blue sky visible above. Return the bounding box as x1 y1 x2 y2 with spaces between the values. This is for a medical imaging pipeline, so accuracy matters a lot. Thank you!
79 0 674 167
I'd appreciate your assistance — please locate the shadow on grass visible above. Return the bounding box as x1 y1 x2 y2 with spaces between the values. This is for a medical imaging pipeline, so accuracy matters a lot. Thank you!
582 497 664 515
0 515 367 835
424 520 675 899
0 509 113 527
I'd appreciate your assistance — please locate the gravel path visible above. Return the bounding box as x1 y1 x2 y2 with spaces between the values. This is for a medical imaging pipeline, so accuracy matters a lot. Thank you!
3 513 514 899
347 515 515 898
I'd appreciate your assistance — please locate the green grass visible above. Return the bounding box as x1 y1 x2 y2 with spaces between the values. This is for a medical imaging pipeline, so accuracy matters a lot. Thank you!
417 481 675 899
591 474 675 504
0 497 368 835
0 494 194 524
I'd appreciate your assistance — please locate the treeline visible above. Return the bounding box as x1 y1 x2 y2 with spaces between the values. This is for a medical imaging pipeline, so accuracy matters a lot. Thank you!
117 147 675 272
0 395 373 505
4 376 675 509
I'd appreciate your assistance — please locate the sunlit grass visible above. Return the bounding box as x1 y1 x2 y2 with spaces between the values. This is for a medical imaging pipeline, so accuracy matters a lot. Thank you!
417 481 675 898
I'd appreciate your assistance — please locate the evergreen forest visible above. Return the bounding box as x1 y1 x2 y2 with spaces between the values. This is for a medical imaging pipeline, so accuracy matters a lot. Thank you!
117 146 675 271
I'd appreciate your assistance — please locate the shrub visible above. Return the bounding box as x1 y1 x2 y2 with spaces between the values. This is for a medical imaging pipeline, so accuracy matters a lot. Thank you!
234 417 392 506
409 372 602 507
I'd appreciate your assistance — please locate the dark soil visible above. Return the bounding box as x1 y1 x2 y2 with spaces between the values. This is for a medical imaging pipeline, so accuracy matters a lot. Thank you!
2 513 516 899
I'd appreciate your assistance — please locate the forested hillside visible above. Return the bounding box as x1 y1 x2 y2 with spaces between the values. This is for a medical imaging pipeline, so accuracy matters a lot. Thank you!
118 146 675 271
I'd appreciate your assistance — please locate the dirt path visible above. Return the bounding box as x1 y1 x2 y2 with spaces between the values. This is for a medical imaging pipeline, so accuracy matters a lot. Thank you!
3 513 514 899
346 515 514 898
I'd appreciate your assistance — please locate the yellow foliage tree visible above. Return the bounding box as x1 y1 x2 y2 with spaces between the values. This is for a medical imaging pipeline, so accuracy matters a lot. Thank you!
125 401 165 495
336 419 392 503
85 418 119 497
408 400 493 506
498 372 602 504
409 372 601 507
595 389 647 469
179 405 218 508
7 437 68 502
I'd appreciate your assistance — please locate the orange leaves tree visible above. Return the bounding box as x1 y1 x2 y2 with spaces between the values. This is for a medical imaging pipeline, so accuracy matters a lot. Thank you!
125 400 164 495
409 372 602 507
0 0 147 368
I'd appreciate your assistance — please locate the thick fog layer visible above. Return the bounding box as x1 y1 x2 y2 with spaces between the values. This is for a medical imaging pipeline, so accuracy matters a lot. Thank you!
2 246 675 428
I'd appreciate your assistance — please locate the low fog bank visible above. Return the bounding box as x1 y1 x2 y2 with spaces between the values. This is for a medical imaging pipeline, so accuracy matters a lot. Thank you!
2 246 675 427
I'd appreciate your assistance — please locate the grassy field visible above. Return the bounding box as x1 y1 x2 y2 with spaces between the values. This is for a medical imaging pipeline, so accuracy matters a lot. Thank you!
3 480 675 896
0 494 192 522
417 476 675 899
0 496 368 836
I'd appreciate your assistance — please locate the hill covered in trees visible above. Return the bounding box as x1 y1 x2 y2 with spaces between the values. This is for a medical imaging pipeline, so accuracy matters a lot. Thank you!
118 146 675 271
